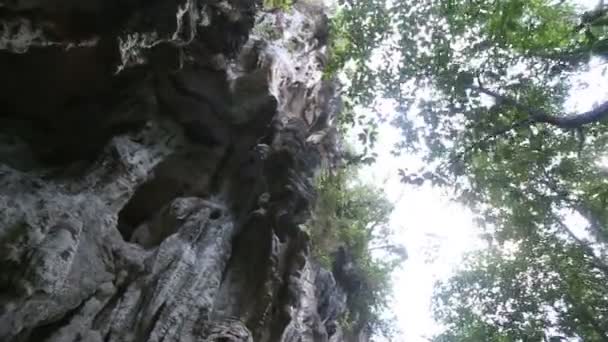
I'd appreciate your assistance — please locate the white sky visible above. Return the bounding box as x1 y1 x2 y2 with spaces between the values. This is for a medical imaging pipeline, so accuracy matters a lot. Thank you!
351 0 608 340
356 106 484 341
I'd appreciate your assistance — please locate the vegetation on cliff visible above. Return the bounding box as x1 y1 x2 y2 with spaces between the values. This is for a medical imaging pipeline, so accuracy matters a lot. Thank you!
308 167 405 337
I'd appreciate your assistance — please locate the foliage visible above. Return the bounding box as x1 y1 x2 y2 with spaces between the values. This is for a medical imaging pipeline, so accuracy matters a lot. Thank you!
432 223 608 341
324 0 608 339
323 0 393 163
262 0 292 11
308 167 406 337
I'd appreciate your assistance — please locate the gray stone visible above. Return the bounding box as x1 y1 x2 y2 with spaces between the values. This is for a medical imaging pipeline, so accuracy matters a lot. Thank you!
0 0 351 341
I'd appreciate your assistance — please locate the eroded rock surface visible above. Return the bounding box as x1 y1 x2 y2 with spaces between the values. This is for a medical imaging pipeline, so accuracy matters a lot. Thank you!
0 0 350 341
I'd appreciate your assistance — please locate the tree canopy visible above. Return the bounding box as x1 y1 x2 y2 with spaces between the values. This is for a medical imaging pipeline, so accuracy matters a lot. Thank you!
325 0 608 340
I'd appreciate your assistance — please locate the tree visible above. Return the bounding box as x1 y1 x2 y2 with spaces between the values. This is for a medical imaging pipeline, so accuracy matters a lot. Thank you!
307 167 406 338
432 220 608 341
325 0 608 339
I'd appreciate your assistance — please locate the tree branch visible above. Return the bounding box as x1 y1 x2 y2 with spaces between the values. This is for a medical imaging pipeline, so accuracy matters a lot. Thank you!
527 47 591 65
474 86 608 129
541 170 608 243
554 218 608 276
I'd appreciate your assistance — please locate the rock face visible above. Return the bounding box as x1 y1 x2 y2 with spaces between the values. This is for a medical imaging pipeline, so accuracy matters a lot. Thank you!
0 0 351 341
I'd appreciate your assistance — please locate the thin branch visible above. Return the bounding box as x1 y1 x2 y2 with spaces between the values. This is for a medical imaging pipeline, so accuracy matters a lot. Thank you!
527 47 591 65
443 115 533 168
555 218 608 276
541 170 607 243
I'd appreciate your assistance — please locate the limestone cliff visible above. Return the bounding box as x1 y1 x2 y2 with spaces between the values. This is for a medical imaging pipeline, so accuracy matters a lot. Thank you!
0 0 354 341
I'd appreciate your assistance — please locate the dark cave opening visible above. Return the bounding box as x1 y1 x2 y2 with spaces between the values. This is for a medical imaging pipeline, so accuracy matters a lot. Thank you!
117 177 183 242
210 209 223 220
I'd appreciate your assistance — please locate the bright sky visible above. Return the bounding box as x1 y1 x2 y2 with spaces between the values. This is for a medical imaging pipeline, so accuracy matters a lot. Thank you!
352 0 608 340
357 104 484 341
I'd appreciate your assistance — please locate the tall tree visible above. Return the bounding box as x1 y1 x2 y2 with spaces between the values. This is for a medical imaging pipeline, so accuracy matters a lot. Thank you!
327 0 608 338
